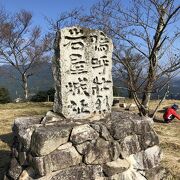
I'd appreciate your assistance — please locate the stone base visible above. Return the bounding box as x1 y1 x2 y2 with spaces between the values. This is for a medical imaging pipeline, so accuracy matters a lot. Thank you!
5 111 168 180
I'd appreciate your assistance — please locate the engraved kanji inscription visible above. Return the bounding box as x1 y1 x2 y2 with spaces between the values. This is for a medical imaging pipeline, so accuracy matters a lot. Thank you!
53 26 113 119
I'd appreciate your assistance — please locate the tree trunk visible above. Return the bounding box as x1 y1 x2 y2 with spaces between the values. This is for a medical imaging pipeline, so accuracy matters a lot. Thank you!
22 73 29 100
141 54 157 116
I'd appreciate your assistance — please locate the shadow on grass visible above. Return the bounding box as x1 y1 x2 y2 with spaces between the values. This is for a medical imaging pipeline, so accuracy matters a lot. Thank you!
153 118 165 123
157 109 166 113
0 150 11 179
0 133 13 147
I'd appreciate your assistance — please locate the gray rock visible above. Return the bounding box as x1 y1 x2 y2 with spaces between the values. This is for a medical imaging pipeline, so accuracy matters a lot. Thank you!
70 124 99 144
75 141 93 155
132 119 151 135
50 165 105 180
32 146 82 176
145 166 174 180
84 138 114 164
138 130 159 149
18 151 27 166
41 111 65 124
103 158 130 176
111 141 121 161
8 158 22 180
91 123 112 141
111 169 147 180
19 167 35 180
119 135 141 158
12 147 18 158
110 118 134 140
31 124 72 156
13 116 42 150
127 145 162 170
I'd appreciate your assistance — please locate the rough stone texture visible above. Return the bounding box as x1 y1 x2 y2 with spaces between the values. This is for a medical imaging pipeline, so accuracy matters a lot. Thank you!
32 145 82 176
119 134 141 158
70 124 99 144
53 26 113 120
103 158 130 176
13 116 42 150
8 158 22 180
50 165 105 180
84 138 114 164
6 110 166 179
127 145 162 170
30 124 72 156
145 166 174 180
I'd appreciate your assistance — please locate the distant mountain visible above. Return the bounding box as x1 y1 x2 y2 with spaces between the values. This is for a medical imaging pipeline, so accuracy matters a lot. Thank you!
0 63 179 100
0 62 54 99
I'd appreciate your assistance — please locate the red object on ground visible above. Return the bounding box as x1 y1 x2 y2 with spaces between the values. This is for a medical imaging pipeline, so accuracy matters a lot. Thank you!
163 107 180 120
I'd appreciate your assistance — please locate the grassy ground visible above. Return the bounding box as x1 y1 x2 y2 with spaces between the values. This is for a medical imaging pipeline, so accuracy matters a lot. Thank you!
0 100 180 179
148 100 180 179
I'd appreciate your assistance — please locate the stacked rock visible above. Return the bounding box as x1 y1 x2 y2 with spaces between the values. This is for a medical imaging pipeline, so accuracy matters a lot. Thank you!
6 111 164 180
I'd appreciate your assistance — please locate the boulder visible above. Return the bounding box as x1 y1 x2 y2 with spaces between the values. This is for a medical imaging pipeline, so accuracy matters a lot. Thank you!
84 138 114 164
145 166 174 180
13 116 42 150
31 124 72 156
50 165 105 180
8 158 22 180
111 169 147 180
70 124 99 144
110 119 134 141
127 145 162 170
32 145 82 176
119 135 141 158
103 158 130 176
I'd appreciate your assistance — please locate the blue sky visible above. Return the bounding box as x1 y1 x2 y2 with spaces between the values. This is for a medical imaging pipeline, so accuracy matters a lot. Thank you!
0 0 98 33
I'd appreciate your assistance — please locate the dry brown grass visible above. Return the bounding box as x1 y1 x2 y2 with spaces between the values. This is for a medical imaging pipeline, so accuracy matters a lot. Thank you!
0 100 180 178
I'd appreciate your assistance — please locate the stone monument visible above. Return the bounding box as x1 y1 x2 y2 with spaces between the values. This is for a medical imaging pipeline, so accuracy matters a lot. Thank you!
53 26 113 120
5 27 171 180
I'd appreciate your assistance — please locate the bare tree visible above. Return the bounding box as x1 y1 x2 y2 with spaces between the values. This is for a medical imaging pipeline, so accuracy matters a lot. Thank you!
113 48 146 99
0 9 52 100
76 0 180 115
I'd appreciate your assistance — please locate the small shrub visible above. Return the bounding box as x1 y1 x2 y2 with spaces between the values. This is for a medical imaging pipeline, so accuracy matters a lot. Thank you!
30 88 55 102
0 87 11 103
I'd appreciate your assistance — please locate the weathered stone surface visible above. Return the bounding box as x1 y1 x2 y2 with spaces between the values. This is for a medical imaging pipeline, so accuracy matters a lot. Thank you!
84 138 114 164
127 145 162 170
132 119 151 135
138 130 159 149
70 124 99 144
18 151 27 166
111 169 147 180
75 141 93 155
119 135 141 158
145 166 174 180
8 158 22 180
41 111 65 124
91 123 112 141
13 116 42 150
31 125 72 156
19 167 35 180
109 117 134 140
50 165 105 180
32 146 82 176
103 158 130 176
7 109 163 180
53 26 113 120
